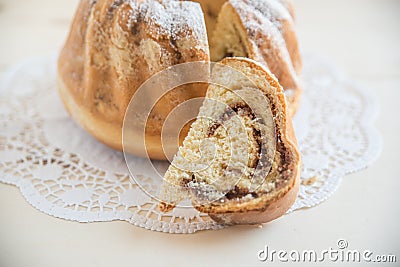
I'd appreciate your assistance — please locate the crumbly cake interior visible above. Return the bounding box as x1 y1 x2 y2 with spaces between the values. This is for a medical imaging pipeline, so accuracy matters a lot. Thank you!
206 0 301 102
195 0 227 37
208 1 249 61
159 61 294 210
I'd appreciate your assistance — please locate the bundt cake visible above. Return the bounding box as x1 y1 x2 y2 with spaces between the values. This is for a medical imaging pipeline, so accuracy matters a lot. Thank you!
58 0 210 159
58 0 302 159
159 57 301 224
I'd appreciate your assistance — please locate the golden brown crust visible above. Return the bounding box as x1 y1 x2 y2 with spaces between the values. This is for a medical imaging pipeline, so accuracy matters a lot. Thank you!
231 0 302 117
208 173 299 224
57 77 121 151
210 0 302 117
58 76 206 160
192 57 301 224
58 0 210 159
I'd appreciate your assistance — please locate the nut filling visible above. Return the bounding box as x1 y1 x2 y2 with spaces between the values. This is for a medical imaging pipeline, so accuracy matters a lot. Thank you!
180 101 292 202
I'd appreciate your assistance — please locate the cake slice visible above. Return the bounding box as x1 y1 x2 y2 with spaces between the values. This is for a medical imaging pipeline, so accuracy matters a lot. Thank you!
159 57 301 224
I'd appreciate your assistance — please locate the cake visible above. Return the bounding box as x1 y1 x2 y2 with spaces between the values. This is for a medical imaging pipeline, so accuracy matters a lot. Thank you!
208 0 302 114
58 0 302 159
57 0 210 159
195 0 227 36
158 57 301 224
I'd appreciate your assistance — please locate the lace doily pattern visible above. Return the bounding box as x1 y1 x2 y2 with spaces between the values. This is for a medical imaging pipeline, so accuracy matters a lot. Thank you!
0 55 381 233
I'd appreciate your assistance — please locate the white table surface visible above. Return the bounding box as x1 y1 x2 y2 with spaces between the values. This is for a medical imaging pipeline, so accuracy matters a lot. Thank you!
0 0 399 266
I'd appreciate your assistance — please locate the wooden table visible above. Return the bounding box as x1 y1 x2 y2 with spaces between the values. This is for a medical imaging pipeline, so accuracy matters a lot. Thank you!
1 0 399 266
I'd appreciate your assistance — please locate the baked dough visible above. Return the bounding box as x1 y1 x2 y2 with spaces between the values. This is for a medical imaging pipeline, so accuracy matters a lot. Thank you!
159 57 301 224
58 0 302 159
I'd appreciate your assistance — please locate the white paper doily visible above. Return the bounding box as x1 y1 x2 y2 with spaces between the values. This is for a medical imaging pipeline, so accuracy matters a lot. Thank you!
0 54 381 233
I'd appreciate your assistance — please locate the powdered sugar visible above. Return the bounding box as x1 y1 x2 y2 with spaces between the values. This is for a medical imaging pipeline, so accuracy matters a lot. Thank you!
229 0 299 88
127 0 208 44
230 0 293 30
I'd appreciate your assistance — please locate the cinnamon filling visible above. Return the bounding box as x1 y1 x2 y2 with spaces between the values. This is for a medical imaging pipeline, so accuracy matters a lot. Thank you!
207 102 256 137
207 102 266 168
203 101 292 200
225 186 258 200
